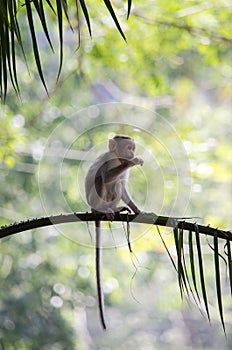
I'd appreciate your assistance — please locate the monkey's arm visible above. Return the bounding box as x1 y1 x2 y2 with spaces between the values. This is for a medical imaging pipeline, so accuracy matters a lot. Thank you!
102 158 143 183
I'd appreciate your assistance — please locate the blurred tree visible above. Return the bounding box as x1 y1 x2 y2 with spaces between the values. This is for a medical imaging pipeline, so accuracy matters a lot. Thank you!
1 0 232 348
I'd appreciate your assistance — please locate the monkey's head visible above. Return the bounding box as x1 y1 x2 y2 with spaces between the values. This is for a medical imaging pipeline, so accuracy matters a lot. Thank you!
109 135 135 160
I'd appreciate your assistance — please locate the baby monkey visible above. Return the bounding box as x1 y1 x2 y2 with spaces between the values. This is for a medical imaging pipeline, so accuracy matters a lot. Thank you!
85 135 143 329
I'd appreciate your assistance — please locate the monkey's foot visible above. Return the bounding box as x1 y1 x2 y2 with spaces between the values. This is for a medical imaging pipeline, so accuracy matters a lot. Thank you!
105 208 116 221
116 206 132 214
105 207 132 220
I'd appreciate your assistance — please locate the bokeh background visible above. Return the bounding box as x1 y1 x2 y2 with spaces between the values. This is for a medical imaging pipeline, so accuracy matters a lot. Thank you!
1 1 232 349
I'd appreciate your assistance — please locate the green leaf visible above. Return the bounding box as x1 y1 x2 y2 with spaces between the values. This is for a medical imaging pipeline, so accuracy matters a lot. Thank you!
44 0 56 14
173 227 183 296
62 0 73 28
0 1 7 25
126 213 132 253
8 0 21 95
188 231 200 301
10 28 20 97
56 0 63 80
0 47 2 98
226 240 232 297
9 0 25 53
173 227 189 298
127 0 132 19
12 0 30 77
2 1 20 97
103 0 127 41
156 226 177 272
214 232 226 333
173 227 202 310
79 0 92 36
207 236 227 267
195 224 210 322
0 17 7 100
5 20 16 95
33 0 54 51
25 0 48 94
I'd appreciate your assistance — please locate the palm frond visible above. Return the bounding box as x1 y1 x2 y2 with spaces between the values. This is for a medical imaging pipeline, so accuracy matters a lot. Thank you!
194 224 211 322
79 0 92 36
25 0 48 94
0 212 231 332
188 231 200 301
103 0 127 41
33 0 54 51
0 15 8 100
174 227 188 298
127 0 132 19
56 0 63 81
226 240 232 296
0 0 130 99
156 225 177 272
214 232 226 334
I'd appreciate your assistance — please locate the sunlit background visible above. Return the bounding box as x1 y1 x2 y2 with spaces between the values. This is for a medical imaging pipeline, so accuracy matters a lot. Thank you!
1 1 232 349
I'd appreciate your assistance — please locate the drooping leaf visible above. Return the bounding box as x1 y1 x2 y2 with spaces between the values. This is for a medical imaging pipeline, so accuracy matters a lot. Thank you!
0 47 3 98
0 0 131 98
126 213 132 253
56 0 63 80
195 224 210 322
3 1 20 97
173 227 183 296
156 226 177 272
0 17 7 100
0 0 20 98
181 228 198 300
25 0 48 94
214 232 226 333
188 231 200 301
9 0 26 58
8 0 20 95
33 0 54 51
0 1 7 25
44 0 56 14
79 0 92 36
226 240 232 296
207 236 227 267
60 0 73 31
173 227 189 298
173 227 203 309
103 0 127 41
127 0 132 19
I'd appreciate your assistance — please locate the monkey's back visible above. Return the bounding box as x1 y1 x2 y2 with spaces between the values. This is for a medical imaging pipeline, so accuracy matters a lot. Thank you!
85 151 125 212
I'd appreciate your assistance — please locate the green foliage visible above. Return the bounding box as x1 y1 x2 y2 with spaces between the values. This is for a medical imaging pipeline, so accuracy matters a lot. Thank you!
1 0 232 348
0 0 131 99
0 235 77 349
0 108 24 166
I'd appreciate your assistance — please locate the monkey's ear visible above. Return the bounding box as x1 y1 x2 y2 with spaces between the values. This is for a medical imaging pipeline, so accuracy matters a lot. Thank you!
108 139 116 151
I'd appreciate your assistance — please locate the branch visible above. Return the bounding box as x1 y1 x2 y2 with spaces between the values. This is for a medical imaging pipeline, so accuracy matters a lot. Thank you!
1 211 232 331
1 212 232 241
133 12 232 44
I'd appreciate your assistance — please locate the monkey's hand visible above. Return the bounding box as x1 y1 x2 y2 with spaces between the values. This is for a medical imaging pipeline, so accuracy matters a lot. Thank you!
131 157 144 166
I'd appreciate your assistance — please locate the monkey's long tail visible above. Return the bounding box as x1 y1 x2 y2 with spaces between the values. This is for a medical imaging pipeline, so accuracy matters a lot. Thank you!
95 220 107 330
